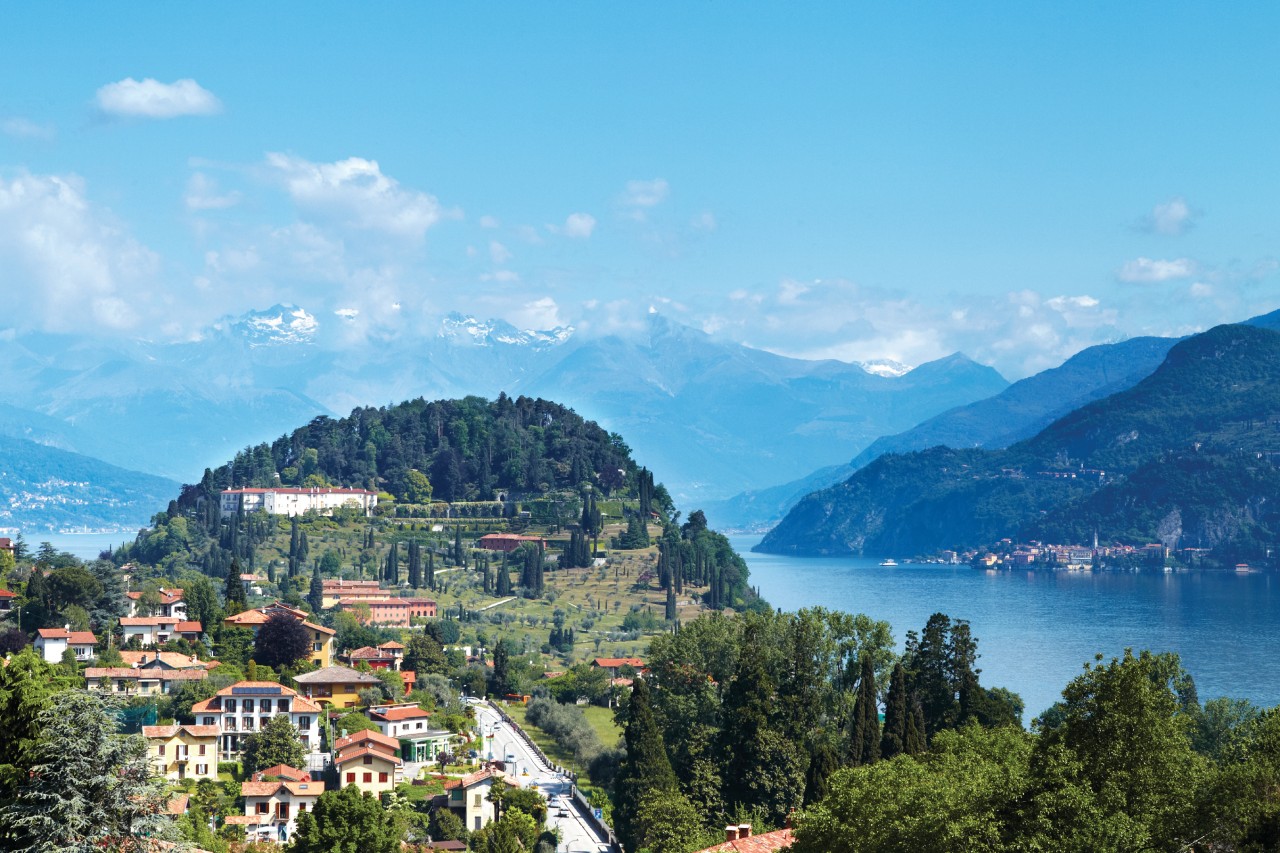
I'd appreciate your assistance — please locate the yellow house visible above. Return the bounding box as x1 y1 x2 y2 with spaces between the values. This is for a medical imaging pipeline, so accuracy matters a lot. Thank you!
334 729 403 797
291 665 384 709
223 602 337 668
141 724 219 782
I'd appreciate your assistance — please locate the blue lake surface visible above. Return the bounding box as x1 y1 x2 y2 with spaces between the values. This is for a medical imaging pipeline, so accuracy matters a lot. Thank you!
733 535 1280 719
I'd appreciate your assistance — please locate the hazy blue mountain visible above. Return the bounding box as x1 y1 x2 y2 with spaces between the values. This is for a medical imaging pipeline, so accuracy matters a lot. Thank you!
521 315 1009 502
710 307 1280 531
0 308 1007 527
756 323 1280 560
0 434 179 533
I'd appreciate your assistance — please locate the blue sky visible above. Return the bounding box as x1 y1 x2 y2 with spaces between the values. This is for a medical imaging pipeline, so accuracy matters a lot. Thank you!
1 3 1277 377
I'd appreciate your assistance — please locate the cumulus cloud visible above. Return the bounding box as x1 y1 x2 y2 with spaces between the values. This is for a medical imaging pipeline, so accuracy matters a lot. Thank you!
0 172 159 332
265 153 454 239
1117 256 1196 283
185 172 242 210
549 212 596 238
95 78 222 119
506 296 564 329
2 117 55 140
620 178 669 220
1139 197 1196 236
1189 282 1214 299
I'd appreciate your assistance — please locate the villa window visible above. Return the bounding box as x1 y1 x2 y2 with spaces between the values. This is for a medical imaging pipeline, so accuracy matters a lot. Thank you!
256 802 269 815
379 772 388 783
363 772 372 783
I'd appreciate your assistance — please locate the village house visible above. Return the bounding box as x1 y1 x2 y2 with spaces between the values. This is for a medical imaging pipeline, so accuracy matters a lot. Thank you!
190 681 323 762
126 588 188 619
141 724 219 782
442 767 519 833
291 665 383 709
591 657 645 680
120 617 203 646
0 588 16 615
341 642 403 670
333 729 403 796
320 579 387 609
34 627 97 663
475 533 546 552
85 666 208 696
226 778 322 844
219 487 378 518
693 825 795 852
223 602 336 667
336 597 437 626
118 650 219 671
366 702 454 762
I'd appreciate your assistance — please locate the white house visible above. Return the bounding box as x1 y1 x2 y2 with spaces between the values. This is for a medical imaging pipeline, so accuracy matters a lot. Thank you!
444 767 519 833
219 487 378 518
34 628 97 663
126 588 188 619
366 702 454 762
120 617 203 646
190 681 323 762
226 778 322 844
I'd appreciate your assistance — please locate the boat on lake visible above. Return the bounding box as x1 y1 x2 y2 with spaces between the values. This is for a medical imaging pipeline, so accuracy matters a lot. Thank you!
879 558 898 567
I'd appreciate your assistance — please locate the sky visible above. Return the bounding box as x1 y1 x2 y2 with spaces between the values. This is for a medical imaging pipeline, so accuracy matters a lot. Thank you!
1 3 1278 378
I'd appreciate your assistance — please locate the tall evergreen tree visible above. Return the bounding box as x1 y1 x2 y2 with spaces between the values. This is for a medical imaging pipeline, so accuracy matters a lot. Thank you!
224 557 246 610
851 655 881 765
905 701 927 755
665 584 677 621
880 661 909 760
613 678 678 852
408 541 422 589
308 564 324 614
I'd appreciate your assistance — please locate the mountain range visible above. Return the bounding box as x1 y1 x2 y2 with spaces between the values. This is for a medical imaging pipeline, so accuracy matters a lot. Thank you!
755 321 1280 562
0 307 1009 529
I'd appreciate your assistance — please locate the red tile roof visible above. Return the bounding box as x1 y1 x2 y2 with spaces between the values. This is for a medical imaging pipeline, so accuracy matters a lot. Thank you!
694 828 795 852
240 780 322 798
0 589 16 599
592 657 645 668
36 628 97 645
253 765 310 782
334 745 402 766
142 724 219 739
334 729 401 753
176 621 203 633
370 705 431 722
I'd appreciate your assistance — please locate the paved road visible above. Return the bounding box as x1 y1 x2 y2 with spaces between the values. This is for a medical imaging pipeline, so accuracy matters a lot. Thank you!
469 699 611 853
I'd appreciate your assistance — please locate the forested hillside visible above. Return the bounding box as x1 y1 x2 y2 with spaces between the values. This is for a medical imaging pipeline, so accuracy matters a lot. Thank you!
759 323 1280 561
190 394 642 505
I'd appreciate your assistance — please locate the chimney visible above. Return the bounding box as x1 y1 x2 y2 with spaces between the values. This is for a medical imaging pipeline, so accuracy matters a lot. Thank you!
739 824 752 838
725 826 739 842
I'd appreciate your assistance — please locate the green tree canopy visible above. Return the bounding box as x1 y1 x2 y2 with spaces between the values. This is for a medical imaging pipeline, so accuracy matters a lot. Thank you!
290 785 402 853
243 714 307 774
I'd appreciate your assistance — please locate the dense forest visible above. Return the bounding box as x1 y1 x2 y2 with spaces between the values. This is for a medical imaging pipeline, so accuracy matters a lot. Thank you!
760 323 1280 561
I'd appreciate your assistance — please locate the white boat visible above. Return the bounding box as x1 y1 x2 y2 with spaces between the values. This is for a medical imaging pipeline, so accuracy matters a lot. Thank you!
879 558 898 567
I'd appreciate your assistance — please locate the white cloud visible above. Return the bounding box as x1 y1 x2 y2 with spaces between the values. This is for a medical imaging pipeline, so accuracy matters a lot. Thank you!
550 212 596 238
478 215 501 229
1046 295 1099 311
481 270 520 283
0 172 159 333
691 211 717 232
1117 257 1196 283
1189 282 1214 299
95 78 222 119
2 117 55 140
1140 197 1195 236
489 241 512 264
265 152 453 240
620 178 669 220
185 172 242 210
506 296 564 329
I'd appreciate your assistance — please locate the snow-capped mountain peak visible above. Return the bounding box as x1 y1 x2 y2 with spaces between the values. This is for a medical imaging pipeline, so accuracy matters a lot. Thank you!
228 304 318 347
857 358 914 378
437 313 574 349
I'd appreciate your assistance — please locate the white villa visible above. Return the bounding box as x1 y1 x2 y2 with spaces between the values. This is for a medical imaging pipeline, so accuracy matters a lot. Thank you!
219 487 377 518
191 681 323 761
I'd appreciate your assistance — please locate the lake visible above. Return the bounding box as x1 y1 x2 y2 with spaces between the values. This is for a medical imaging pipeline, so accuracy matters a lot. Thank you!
33 531 135 561
733 535 1280 719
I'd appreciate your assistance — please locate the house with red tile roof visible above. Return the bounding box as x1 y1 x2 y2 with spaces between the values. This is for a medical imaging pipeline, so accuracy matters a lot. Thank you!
442 766 519 833
120 616 203 646
476 533 546 552
141 724 219 782
694 825 794 852
190 681 323 762
227 778 323 843
85 666 209 696
0 588 16 615
333 729 404 796
252 765 311 782
126 587 187 619
119 650 218 671
34 627 97 663
224 602 336 667
367 702 454 762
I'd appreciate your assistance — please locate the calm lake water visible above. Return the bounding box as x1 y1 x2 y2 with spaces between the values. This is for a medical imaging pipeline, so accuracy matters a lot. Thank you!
733 535 1280 720
34 531 134 560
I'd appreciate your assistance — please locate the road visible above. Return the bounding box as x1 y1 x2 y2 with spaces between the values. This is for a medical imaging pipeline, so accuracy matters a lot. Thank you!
469 698 612 853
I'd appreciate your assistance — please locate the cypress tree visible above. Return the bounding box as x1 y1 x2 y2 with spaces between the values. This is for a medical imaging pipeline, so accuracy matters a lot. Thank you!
613 679 677 852
307 564 324 614
224 557 246 610
880 662 908 760
408 541 421 589
905 701 927 755
851 656 881 765
665 584 677 621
